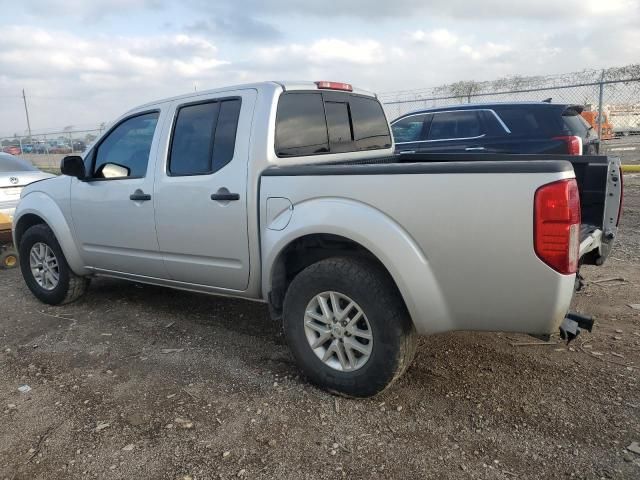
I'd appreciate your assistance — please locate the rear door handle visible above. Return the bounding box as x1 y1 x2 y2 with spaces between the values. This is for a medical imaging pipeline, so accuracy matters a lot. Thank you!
465 147 486 151
130 189 151 201
211 192 240 201
399 150 416 154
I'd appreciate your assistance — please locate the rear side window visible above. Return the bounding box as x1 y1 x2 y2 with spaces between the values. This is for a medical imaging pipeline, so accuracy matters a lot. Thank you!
392 114 429 143
275 92 391 157
169 98 241 176
493 107 556 136
428 111 482 140
275 93 329 157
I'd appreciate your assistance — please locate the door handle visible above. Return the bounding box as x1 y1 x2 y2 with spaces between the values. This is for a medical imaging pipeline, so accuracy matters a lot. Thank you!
399 150 416 154
130 189 151 201
465 147 486 151
211 192 240 201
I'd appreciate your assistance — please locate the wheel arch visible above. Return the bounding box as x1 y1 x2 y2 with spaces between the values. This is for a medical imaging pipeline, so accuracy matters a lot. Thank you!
13 192 89 275
261 197 452 334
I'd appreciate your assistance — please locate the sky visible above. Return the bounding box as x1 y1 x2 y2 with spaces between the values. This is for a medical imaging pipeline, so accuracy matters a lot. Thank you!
0 0 639 136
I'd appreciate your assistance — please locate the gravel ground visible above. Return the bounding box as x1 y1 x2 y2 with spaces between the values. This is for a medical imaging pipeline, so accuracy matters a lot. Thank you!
1 177 639 480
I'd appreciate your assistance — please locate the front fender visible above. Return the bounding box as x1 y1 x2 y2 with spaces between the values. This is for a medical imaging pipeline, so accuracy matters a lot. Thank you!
13 192 89 276
261 197 452 334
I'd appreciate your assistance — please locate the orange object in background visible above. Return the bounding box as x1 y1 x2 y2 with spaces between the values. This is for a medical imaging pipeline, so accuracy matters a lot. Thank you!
581 110 614 140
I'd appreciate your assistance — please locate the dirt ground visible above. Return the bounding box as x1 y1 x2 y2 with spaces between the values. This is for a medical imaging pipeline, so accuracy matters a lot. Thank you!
1 176 639 480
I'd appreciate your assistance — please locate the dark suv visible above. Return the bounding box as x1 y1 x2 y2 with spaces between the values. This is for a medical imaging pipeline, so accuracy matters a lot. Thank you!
391 102 599 156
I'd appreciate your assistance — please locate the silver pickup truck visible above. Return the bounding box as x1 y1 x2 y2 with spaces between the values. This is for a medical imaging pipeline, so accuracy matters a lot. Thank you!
12 81 623 397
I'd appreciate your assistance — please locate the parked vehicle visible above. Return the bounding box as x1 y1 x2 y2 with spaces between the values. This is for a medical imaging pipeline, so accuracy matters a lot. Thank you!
581 110 614 141
391 102 599 155
2 145 22 156
72 140 87 152
0 153 54 219
34 143 49 154
49 144 72 154
13 81 623 397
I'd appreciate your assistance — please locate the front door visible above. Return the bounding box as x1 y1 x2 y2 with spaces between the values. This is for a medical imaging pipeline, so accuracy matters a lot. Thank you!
70 110 168 278
153 89 255 291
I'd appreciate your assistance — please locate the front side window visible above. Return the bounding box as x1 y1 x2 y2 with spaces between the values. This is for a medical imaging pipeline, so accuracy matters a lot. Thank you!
428 111 483 140
169 98 242 176
391 114 429 143
92 112 159 179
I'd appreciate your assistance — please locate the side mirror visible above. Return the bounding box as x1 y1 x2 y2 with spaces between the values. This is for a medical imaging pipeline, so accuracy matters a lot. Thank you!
60 155 86 179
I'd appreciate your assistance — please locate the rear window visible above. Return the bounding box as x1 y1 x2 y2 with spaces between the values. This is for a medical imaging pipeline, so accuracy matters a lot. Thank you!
275 93 329 157
0 154 37 172
275 92 391 157
349 96 392 150
563 111 591 136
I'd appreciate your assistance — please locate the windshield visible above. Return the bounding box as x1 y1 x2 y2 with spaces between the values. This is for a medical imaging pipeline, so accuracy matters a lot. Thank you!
0 153 38 173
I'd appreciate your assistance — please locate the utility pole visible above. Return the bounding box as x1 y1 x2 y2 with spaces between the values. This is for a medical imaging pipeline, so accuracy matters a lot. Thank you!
22 89 33 140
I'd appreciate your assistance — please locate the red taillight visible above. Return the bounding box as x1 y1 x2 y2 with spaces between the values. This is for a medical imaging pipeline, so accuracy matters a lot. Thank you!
534 179 581 274
553 135 583 155
315 81 353 92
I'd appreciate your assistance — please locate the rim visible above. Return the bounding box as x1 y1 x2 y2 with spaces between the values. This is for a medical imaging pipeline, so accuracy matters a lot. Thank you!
304 291 373 372
4 255 17 267
29 242 59 291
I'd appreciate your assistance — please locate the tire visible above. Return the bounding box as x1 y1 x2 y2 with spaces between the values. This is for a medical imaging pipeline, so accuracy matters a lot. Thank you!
19 223 89 305
0 249 18 269
282 257 417 397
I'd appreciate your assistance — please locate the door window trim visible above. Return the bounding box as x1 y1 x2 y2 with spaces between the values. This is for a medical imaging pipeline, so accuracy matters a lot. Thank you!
392 108 510 144
84 109 161 182
166 96 242 177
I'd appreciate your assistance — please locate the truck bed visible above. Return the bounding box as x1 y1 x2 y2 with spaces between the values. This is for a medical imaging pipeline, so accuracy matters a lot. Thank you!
390 153 622 266
260 159 577 336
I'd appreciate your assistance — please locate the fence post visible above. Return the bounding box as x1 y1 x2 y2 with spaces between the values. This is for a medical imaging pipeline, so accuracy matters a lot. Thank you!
597 69 605 142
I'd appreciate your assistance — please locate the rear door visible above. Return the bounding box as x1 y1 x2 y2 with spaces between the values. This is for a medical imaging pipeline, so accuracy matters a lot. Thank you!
153 89 255 290
406 110 487 153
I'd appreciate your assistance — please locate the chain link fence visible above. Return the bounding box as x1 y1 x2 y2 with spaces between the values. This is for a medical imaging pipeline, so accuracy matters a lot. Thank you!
1 126 105 171
2 66 640 169
380 66 640 161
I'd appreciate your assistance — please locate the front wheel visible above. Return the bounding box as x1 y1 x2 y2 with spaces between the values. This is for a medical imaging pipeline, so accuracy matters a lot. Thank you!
282 257 417 397
19 224 89 305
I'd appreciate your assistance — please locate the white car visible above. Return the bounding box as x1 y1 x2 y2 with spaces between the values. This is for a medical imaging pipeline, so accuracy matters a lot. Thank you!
0 153 54 219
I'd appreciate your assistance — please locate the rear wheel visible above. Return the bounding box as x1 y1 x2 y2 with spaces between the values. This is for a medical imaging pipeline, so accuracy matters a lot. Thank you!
19 224 89 305
283 257 416 397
